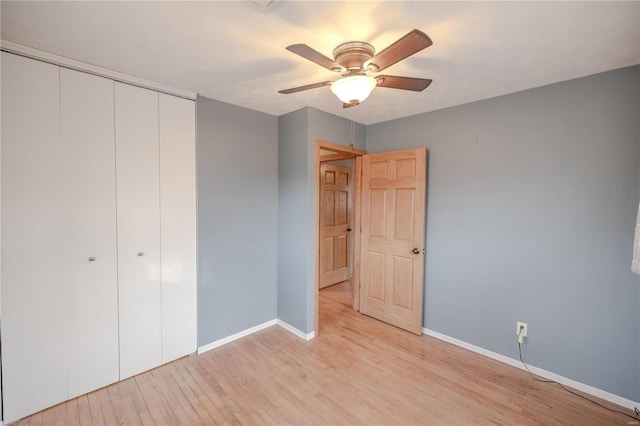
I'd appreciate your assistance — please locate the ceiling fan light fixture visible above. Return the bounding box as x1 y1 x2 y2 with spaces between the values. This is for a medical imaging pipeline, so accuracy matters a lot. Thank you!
330 75 377 104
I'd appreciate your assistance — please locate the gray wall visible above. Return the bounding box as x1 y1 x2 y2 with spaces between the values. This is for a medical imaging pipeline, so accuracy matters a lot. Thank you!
197 95 278 346
366 66 640 401
277 108 308 330
278 107 366 333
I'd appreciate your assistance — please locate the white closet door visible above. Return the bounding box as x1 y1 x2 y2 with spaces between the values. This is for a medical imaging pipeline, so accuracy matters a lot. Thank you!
1 52 67 423
60 68 119 398
115 82 162 379
159 94 197 362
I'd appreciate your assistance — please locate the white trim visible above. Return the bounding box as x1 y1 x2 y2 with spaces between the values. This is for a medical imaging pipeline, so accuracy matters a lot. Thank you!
197 318 316 355
277 319 316 341
1 40 197 100
422 328 640 411
197 319 277 354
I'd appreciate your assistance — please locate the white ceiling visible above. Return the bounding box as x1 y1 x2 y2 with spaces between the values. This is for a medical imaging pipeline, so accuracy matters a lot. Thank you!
2 1 639 125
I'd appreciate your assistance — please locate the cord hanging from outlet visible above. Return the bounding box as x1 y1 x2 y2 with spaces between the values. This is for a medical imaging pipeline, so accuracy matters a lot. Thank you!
518 342 639 421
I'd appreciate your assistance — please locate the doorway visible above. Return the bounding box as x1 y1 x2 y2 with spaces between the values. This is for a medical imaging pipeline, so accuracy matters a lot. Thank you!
318 159 354 307
314 141 428 337
314 141 365 335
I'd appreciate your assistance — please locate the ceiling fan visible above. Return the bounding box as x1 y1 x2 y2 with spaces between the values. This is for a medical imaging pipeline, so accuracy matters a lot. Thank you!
278 29 433 108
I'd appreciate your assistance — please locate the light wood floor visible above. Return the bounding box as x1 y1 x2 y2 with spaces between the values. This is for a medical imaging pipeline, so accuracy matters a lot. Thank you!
16 294 633 425
319 279 353 307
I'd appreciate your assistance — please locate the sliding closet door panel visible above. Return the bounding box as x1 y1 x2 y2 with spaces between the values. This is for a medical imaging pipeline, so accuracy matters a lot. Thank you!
60 68 119 398
159 94 197 363
1 52 67 423
115 82 162 379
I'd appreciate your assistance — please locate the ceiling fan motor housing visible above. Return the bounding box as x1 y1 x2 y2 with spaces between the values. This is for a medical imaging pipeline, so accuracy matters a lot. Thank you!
332 41 376 71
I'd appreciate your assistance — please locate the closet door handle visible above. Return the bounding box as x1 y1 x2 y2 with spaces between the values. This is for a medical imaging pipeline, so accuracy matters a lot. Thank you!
137 251 144 257
88 256 96 262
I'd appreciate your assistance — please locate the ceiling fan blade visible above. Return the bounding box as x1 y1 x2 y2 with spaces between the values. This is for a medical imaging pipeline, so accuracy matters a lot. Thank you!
286 44 342 71
376 75 432 91
278 81 332 94
368 29 433 72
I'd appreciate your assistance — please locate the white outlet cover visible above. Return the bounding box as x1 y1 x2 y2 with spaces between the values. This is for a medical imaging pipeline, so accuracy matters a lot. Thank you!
516 321 528 337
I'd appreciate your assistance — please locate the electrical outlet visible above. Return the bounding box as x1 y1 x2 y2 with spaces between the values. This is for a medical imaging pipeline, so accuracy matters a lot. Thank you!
517 321 528 338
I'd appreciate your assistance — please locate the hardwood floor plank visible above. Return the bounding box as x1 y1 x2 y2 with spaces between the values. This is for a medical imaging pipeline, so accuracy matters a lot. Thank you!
154 362 204 425
197 346 272 424
65 398 80 426
181 355 244 425
95 387 118 425
86 390 105 426
106 379 143 426
134 370 180 425
104 381 127 425
51 402 68 426
75 395 93 426
119 377 155 426
173 359 229 423
40 406 55 426
148 368 193 425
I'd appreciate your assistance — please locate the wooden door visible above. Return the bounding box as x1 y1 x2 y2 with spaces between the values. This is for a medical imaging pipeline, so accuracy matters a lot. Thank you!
360 148 426 335
319 163 352 288
1 52 68 423
115 82 162 379
159 93 197 363
60 68 119 398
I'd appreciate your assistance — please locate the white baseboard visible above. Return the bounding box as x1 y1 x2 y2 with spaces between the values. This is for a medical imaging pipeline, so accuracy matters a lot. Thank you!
422 328 640 411
197 318 316 354
198 319 278 354
277 319 316 340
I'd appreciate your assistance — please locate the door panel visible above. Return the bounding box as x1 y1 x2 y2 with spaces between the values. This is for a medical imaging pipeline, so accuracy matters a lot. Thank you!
115 82 162 379
1 52 68 423
392 255 414 309
159 93 197 363
395 188 416 240
360 148 426 335
334 235 348 269
369 189 387 237
60 68 119 398
368 251 386 300
323 191 335 225
336 190 348 224
319 163 352 288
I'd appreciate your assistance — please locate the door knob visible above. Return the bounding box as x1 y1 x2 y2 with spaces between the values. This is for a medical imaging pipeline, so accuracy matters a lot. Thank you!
347 228 352 232
88 256 96 262
137 251 144 257
412 248 420 254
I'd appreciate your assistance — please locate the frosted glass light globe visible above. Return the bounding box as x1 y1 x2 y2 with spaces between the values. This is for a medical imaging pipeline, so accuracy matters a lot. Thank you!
330 75 377 104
